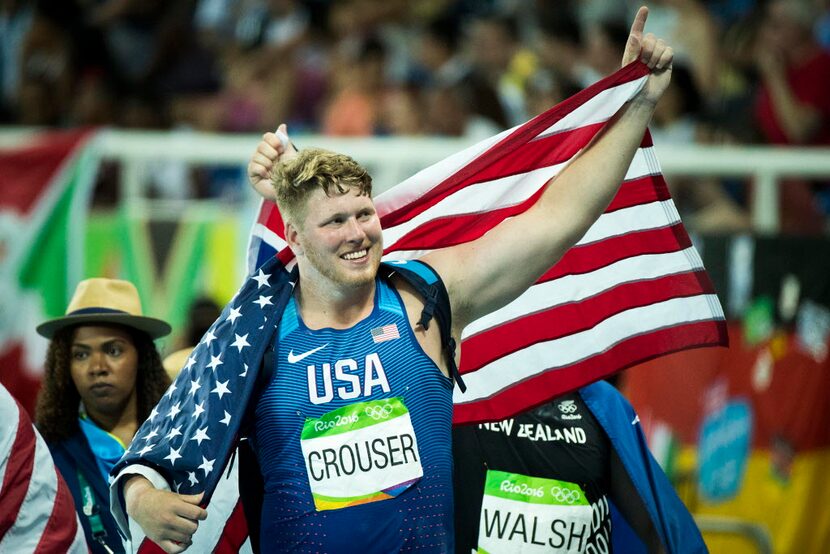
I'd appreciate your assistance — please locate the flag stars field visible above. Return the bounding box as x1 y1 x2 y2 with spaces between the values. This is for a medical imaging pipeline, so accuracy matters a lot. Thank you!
227 306 242 323
164 447 182 466
198 456 215 476
191 427 210 445
211 380 231 399
167 403 181 419
207 354 223 371
231 333 251 352
192 401 205 419
253 268 271 288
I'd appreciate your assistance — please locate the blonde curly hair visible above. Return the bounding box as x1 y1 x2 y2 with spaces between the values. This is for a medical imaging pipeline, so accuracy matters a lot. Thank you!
270 148 372 223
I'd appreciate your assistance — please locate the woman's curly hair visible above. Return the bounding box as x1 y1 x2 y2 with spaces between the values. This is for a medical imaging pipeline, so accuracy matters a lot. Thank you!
35 324 171 443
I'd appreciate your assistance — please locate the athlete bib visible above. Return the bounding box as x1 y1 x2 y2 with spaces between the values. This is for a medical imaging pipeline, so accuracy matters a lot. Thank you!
301 397 423 511
477 470 599 554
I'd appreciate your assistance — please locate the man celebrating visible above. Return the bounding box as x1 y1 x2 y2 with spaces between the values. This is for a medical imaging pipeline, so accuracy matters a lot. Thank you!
112 7 675 552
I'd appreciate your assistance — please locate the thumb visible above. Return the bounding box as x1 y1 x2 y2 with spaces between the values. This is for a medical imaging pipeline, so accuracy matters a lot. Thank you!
179 492 204 506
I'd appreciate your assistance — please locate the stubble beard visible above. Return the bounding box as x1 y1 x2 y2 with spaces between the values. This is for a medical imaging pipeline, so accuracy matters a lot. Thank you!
303 241 382 289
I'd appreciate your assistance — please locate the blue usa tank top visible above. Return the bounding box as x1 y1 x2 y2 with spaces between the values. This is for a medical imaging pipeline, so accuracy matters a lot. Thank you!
252 275 454 552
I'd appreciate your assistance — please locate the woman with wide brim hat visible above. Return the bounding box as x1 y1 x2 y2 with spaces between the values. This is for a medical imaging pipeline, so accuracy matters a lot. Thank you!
35 278 172 554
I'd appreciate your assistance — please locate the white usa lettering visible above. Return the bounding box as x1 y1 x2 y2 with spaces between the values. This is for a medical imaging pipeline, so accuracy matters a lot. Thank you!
307 353 391 405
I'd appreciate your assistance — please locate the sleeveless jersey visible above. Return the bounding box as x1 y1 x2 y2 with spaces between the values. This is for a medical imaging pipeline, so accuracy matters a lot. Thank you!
252 276 454 553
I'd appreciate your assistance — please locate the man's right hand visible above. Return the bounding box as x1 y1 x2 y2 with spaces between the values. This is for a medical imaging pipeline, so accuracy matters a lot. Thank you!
620 7 673 105
247 123 298 202
124 476 207 553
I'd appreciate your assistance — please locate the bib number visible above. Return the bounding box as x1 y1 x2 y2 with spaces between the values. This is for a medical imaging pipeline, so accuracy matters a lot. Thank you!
477 471 596 554
301 397 422 511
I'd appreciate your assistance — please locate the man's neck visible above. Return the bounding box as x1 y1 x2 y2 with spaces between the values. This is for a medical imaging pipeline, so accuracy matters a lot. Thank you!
296 276 376 330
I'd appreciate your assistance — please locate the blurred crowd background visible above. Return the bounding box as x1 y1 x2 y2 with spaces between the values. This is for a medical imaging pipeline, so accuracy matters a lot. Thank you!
3 2 830 552
2 0 830 234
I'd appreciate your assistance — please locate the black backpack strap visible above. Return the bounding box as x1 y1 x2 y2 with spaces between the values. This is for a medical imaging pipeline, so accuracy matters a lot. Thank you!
382 260 466 392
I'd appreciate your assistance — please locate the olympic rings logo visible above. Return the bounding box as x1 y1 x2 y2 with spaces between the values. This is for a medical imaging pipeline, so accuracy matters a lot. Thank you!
550 486 582 505
364 404 394 420
558 400 577 414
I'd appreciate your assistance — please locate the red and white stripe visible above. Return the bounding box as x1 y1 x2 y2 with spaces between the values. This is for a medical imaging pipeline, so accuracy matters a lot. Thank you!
249 61 727 425
0 385 87 553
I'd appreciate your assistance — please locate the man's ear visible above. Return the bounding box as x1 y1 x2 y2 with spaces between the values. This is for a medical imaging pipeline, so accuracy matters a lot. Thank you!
285 222 303 256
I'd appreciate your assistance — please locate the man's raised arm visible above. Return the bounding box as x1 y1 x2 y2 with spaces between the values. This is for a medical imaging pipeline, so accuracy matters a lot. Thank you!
422 6 674 332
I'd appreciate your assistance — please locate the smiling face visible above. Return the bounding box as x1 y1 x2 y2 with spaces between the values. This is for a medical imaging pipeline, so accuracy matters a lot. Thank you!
70 325 139 421
289 186 383 289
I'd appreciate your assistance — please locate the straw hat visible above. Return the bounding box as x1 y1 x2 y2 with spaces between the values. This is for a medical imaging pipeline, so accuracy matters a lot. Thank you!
36 278 171 339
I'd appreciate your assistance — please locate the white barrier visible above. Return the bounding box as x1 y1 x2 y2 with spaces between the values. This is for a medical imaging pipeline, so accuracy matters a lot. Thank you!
3 128 830 233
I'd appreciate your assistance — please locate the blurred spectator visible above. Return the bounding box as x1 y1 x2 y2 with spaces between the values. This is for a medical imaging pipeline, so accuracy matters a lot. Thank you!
416 15 469 87
817 0 830 49
652 64 752 232
322 35 388 135
565 0 628 36
752 0 830 233
416 14 508 129
536 8 599 88
16 10 73 125
162 295 221 380
423 82 501 140
0 0 35 122
524 69 581 118
702 0 759 27
378 84 425 135
463 13 535 126
584 19 629 82
181 295 221 348
753 0 830 146
637 0 721 96
652 63 706 146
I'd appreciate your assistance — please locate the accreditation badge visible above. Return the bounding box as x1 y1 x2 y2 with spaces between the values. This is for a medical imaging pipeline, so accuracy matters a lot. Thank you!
300 397 423 511
477 470 594 554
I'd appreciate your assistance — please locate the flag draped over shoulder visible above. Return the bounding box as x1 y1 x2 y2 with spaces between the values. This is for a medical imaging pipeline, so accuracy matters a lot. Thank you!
248 61 728 424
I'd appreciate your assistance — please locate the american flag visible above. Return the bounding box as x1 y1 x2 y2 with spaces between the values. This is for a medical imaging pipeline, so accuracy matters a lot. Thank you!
111 257 293 551
111 61 727 548
249 61 728 424
371 324 400 343
0 385 87 553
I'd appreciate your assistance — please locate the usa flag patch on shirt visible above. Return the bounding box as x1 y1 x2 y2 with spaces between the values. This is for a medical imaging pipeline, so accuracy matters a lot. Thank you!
371 324 400 343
